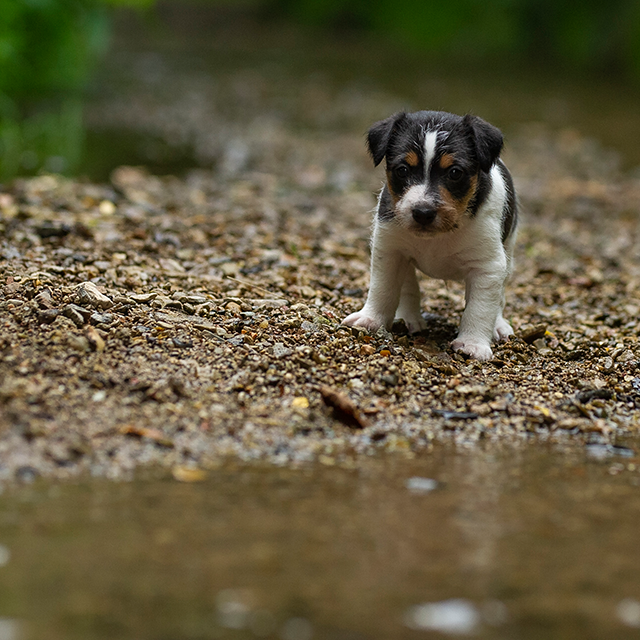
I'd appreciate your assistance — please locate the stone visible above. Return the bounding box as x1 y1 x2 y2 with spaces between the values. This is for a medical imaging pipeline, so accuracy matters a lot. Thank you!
75 281 114 309
63 304 89 327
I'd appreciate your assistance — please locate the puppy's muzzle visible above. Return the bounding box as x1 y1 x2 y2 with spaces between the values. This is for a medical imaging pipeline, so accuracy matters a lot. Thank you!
412 207 437 227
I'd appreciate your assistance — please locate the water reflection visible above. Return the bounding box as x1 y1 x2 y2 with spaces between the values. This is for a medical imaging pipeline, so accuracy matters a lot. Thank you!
0 619 21 640
0 445 639 639
617 599 640 628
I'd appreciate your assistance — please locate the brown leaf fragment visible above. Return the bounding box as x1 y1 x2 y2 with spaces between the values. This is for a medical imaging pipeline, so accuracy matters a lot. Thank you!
172 466 207 482
85 325 106 351
119 424 174 448
520 324 547 344
319 385 369 429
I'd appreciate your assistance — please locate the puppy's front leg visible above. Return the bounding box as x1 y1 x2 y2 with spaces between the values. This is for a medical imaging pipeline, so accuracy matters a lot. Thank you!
343 243 407 333
395 267 427 334
452 270 506 361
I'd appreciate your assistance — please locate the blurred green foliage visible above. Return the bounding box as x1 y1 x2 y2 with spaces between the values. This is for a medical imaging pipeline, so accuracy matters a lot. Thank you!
272 0 640 75
0 0 153 180
2 0 640 180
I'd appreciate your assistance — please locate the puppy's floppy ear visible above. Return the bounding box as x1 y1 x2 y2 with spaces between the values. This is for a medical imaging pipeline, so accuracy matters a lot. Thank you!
463 114 503 173
367 111 406 167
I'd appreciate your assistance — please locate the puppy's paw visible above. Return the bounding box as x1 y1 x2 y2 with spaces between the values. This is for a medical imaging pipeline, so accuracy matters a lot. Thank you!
493 316 514 342
395 312 427 334
406 317 428 334
342 310 386 333
451 336 493 361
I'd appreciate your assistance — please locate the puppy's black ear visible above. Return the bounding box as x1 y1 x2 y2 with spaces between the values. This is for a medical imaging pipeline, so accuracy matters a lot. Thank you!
463 114 503 173
367 112 406 167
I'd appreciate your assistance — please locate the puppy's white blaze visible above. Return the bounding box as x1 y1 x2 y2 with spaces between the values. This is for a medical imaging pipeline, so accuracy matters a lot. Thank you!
422 131 439 180
393 130 439 225
399 184 427 210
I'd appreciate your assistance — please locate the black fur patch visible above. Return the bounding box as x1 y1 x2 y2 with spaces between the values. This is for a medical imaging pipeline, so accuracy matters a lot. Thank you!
462 114 504 173
498 160 518 243
367 112 408 167
378 185 395 222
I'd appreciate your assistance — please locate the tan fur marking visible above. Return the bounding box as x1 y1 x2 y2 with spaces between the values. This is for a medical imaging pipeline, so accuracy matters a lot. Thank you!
435 176 478 233
433 191 463 233
405 151 419 167
385 170 401 205
459 175 478 212
439 153 455 169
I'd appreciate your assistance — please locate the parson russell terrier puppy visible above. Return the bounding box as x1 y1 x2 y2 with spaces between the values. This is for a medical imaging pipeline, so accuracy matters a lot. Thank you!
342 110 518 361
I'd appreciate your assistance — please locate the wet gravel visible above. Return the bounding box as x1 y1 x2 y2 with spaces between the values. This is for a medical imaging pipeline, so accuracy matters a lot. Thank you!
2 36 640 482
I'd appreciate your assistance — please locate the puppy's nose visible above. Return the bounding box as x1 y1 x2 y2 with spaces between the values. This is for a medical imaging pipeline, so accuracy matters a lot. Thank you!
412 207 437 226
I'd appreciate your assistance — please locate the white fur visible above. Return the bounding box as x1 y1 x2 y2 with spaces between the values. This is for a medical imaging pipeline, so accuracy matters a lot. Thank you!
343 163 515 361
422 131 439 177
395 184 430 228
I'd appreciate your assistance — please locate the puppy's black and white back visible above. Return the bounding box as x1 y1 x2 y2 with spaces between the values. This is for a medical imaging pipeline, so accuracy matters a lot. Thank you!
343 110 518 361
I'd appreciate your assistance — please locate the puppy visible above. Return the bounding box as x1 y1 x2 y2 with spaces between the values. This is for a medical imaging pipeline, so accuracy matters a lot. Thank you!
343 110 517 361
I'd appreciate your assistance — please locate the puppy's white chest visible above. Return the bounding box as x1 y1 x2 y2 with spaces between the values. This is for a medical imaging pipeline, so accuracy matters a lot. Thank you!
410 241 467 281
378 226 470 282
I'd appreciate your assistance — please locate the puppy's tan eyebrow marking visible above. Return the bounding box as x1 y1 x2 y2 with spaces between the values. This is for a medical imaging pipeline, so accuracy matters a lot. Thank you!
405 151 419 167
439 153 455 169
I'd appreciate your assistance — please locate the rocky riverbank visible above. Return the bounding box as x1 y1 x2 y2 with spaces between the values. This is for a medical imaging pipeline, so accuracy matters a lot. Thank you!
2 115 640 482
3 12 640 482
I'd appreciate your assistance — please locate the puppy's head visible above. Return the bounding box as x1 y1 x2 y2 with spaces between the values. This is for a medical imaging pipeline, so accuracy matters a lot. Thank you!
367 110 503 235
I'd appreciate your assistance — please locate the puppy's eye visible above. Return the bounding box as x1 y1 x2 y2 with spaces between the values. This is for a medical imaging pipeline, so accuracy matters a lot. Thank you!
448 167 464 182
395 165 410 179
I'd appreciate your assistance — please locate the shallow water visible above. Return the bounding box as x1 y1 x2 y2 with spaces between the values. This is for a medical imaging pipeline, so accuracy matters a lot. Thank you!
1 444 640 639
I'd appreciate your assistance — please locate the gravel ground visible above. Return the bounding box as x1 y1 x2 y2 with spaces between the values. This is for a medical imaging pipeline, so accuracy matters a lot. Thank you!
2 44 640 481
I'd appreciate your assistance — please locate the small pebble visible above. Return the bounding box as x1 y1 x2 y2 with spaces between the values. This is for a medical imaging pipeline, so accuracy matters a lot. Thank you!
273 342 292 358
63 304 88 327
182 295 208 305
38 309 60 324
129 293 157 304
75 281 114 309
90 312 115 326
381 373 399 386
617 599 640 628
406 477 438 493
92 390 107 402
0 544 11 567
67 335 91 352
405 599 481 635
15 466 39 483
35 288 54 309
